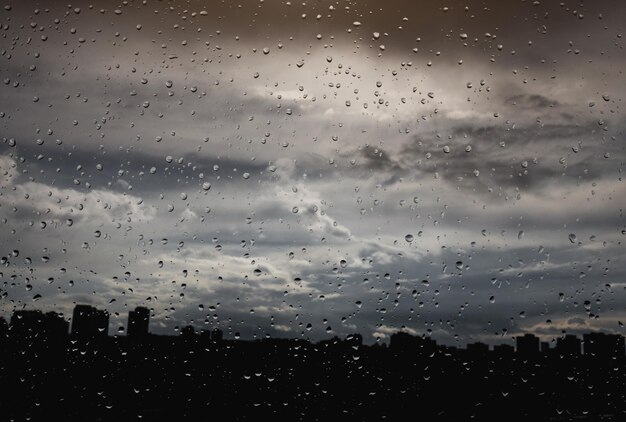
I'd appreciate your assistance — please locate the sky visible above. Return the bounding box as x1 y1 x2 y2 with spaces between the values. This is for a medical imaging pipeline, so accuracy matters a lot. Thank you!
0 0 625 347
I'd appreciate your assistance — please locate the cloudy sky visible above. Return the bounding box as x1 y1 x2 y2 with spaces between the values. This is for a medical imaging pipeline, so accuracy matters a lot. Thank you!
0 0 625 346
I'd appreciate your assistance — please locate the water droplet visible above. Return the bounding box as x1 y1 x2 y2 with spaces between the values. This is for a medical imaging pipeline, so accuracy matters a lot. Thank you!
405 234 414 242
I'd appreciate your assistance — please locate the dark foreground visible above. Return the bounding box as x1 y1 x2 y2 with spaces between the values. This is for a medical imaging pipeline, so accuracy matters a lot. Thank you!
0 333 624 422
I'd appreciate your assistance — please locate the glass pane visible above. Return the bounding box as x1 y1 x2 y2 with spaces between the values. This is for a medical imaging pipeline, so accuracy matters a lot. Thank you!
1 0 624 420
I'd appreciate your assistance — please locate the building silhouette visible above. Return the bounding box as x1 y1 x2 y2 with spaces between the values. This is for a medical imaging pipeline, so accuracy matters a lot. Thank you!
493 344 514 357
467 342 489 358
8 310 68 347
583 332 625 358
389 331 437 355
556 334 581 357
127 306 150 338
516 333 540 356
10 309 46 340
0 317 7 341
71 304 109 340
211 328 224 342
345 333 363 346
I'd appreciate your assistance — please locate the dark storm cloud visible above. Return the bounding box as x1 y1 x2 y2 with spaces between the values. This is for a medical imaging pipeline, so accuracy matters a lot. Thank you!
6 0 624 66
504 94 559 109
377 115 625 194
447 121 615 146
0 141 276 193
352 144 403 172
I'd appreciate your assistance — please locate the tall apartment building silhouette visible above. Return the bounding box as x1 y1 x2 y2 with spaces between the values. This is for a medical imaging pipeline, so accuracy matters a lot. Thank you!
71 304 109 340
127 306 150 338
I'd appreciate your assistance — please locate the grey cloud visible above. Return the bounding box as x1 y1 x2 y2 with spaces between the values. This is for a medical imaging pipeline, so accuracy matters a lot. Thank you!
505 94 559 109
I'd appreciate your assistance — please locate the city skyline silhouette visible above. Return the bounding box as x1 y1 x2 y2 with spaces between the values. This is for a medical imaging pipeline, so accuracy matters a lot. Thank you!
4 303 626 357
1 304 625 421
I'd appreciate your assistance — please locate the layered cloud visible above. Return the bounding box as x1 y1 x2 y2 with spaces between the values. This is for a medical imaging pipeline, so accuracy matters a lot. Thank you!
0 0 624 345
